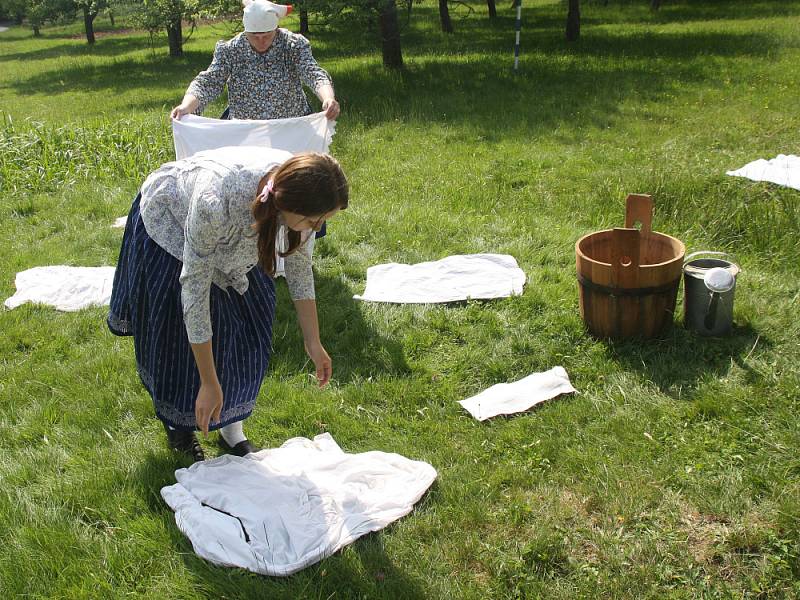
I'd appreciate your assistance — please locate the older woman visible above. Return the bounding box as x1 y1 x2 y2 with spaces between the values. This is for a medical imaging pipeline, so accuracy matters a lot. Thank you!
170 0 340 122
108 148 348 462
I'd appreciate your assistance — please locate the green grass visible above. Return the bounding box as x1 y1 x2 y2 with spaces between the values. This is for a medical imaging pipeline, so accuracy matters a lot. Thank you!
1 0 800 597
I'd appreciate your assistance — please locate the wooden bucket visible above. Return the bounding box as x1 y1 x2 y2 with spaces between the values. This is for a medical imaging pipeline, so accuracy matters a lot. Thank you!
575 194 685 339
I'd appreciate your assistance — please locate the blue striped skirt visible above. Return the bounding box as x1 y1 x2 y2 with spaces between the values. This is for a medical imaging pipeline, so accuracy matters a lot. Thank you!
108 193 276 431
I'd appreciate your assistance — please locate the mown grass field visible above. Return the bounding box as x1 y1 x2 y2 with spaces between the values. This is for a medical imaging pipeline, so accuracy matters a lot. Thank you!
1 1 799 597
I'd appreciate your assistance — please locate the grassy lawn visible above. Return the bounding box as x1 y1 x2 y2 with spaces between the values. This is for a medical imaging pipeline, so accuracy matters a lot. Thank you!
1 0 799 597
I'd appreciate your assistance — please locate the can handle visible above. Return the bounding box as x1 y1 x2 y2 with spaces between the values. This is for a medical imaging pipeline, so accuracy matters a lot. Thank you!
683 251 736 267
704 291 721 331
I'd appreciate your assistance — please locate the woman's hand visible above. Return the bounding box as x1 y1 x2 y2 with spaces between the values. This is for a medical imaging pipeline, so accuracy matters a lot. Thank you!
305 341 332 387
170 105 189 120
170 94 199 120
195 381 223 436
321 98 340 120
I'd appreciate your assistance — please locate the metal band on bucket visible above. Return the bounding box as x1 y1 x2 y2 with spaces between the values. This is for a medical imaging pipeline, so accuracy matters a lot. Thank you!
577 274 680 297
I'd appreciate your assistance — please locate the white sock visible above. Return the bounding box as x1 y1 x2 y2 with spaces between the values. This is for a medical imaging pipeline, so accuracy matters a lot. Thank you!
220 421 247 447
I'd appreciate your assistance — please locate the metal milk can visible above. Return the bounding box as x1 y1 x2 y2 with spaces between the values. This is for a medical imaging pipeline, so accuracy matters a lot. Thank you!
683 251 740 336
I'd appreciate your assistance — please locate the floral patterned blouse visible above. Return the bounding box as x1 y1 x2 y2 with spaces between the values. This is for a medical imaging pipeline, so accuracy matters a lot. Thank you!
139 146 315 344
187 29 333 120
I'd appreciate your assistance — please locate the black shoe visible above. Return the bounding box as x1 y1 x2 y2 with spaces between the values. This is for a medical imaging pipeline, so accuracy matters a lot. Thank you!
163 423 205 462
219 437 262 457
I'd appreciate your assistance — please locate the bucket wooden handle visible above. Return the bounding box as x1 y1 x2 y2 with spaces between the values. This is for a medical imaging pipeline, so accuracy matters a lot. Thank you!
611 227 640 289
625 194 652 235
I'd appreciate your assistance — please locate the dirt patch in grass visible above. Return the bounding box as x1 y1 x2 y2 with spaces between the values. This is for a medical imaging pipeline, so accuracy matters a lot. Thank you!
680 507 731 564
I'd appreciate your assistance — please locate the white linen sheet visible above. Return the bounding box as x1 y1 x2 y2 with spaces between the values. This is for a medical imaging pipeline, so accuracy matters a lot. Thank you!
354 254 526 304
4 265 115 312
171 112 335 160
726 154 800 190
459 366 577 421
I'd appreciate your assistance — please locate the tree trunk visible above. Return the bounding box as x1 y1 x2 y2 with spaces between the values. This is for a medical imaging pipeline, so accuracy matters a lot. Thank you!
167 17 183 57
439 0 453 33
379 0 403 69
299 8 309 34
650 0 661 10
83 6 96 44
566 0 580 41
33 25 41 36
108 9 115 26
487 0 496 19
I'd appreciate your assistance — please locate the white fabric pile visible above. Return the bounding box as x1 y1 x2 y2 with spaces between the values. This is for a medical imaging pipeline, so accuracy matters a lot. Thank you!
3 266 115 311
459 366 577 421
161 433 437 576
354 254 526 303
726 154 800 190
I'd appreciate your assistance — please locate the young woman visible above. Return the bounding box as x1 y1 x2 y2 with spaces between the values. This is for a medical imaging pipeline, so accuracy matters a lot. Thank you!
108 147 348 461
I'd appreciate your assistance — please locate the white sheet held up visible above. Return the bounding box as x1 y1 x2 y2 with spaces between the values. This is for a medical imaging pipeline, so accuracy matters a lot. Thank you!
354 254 526 304
161 433 437 577
4 266 115 311
726 154 800 190
459 366 576 421
171 112 335 160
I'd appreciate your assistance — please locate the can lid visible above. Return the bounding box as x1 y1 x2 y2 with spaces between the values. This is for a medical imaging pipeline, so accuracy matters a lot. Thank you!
704 267 735 293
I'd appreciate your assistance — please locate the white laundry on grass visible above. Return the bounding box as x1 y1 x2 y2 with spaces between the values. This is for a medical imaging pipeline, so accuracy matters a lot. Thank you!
3 266 115 312
726 154 800 190
459 366 577 421
161 433 437 577
354 254 526 304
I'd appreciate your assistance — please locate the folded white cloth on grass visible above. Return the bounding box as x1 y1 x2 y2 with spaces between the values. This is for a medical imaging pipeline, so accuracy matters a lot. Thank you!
726 154 800 190
459 366 577 421
161 433 437 577
172 112 335 160
354 254 526 303
4 266 115 311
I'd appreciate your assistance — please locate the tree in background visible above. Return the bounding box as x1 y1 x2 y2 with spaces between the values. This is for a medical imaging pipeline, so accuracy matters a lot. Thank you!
135 0 204 56
438 0 451 32
566 0 579 40
271 0 405 68
74 0 108 43
23 0 73 34
378 0 402 66
0 0 27 23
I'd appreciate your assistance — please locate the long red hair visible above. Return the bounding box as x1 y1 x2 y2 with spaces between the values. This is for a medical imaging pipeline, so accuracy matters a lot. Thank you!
251 153 348 276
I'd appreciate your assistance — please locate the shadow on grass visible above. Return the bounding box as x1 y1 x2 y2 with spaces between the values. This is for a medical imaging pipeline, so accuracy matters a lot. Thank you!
269 263 411 383
570 0 800 27
0 34 153 60
134 448 429 598
603 321 766 395
4 22 776 140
